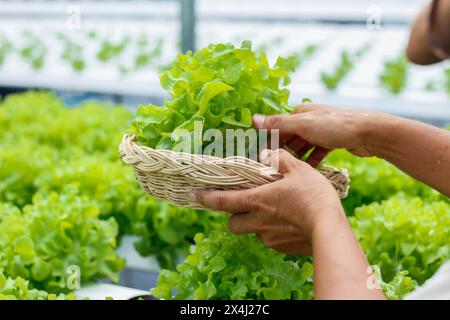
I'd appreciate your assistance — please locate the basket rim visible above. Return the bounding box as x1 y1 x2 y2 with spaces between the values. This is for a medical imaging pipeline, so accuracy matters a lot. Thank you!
119 133 351 208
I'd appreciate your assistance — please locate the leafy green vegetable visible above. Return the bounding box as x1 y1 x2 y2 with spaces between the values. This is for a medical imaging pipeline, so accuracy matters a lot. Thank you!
0 272 77 300
289 44 319 69
351 193 450 286
379 55 408 94
130 41 296 152
424 79 439 91
129 198 225 269
153 192 446 300
97 36 130 62
20 31 47 70
320 44 370 91
152 230 314 300
0 189 125 293
0 34 13 66
0 91 131 159
134 37 163 70
254 37 284 54
85 30 98 40
56 33 86 72
0 140 59 207
325 149 445 214
373 267 416 300
0 91 223 270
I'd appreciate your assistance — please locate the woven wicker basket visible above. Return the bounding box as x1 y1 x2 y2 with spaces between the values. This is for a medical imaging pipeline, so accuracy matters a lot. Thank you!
119 134 350 209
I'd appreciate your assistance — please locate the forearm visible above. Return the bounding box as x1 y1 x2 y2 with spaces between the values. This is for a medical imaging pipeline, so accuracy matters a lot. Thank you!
312 209 385 300
365 113 450 197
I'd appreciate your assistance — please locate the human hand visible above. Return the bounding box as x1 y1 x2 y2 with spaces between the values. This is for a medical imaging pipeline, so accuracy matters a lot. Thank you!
253 103 386 166
192 149 347 256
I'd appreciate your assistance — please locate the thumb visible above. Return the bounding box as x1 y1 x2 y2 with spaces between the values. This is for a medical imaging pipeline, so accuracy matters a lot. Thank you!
261 148 305 175
253 113 303 135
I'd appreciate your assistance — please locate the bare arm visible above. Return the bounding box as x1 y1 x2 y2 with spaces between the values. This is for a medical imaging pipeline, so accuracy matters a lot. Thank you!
253 104 450 198
366 114 450 197
312 207 385 299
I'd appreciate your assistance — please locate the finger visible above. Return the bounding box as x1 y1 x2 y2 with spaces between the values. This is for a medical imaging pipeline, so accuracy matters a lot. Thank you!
306 147 330 167
228 213 260 235
260 148 303 175
253 113 304 135
193 189 253 213
257 129 292 151
292 103 330 114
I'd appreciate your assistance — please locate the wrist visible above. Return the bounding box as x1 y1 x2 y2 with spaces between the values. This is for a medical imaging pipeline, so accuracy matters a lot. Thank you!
311 204 349 245
357 111 403 158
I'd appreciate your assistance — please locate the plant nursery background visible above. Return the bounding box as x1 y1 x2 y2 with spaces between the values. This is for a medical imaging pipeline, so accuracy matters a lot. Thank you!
0 0 449 300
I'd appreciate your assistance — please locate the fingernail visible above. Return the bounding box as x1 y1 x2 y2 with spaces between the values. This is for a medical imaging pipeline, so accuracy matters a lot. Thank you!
253 114 265 128
260 149 272 165
190 191 197 201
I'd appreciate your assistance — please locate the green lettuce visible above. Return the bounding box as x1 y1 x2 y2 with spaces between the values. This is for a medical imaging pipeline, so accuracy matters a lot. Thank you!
0 91 224 271
325 149 445 214
379 55 408 94
351 193 450 286
152 230 314 300
0 272 76 300
130 41 297 152
0 189 125 293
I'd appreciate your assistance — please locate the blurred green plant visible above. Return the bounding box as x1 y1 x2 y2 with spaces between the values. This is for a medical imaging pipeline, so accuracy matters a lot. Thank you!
379 55 409 94
0 34 13 66
56 33 86 72
320 44 370 91
97 36 130 62
0 91 224 270
325 149 445 214
290 44 319 69
0 189 125 293
20 31 47 70
351 193 450 286
0 272 77 300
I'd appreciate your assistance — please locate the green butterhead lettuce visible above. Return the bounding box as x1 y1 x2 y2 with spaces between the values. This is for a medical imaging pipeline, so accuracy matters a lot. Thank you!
0 272 76 300
130 41 297 152
351 193 450 287
151 230 314 300
0 189 125 293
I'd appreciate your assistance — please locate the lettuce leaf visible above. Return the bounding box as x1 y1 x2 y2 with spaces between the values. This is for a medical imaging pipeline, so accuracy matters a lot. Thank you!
130 41 297 152
151 230 314 300
351 193 450 287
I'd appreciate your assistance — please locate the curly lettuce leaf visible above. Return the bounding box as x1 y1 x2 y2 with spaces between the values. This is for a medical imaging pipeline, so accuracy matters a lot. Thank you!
0 272 76 300
130 41 297 152
0 189 125 293
351 193 450 287
152 230 314 300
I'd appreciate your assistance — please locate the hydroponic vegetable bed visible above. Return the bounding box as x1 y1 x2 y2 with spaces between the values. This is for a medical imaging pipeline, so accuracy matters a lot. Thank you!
1 2 449 122
1 0 449 301
1 40 449 300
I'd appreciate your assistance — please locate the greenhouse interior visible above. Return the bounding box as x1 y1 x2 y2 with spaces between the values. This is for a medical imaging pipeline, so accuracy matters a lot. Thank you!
0 0 449 304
